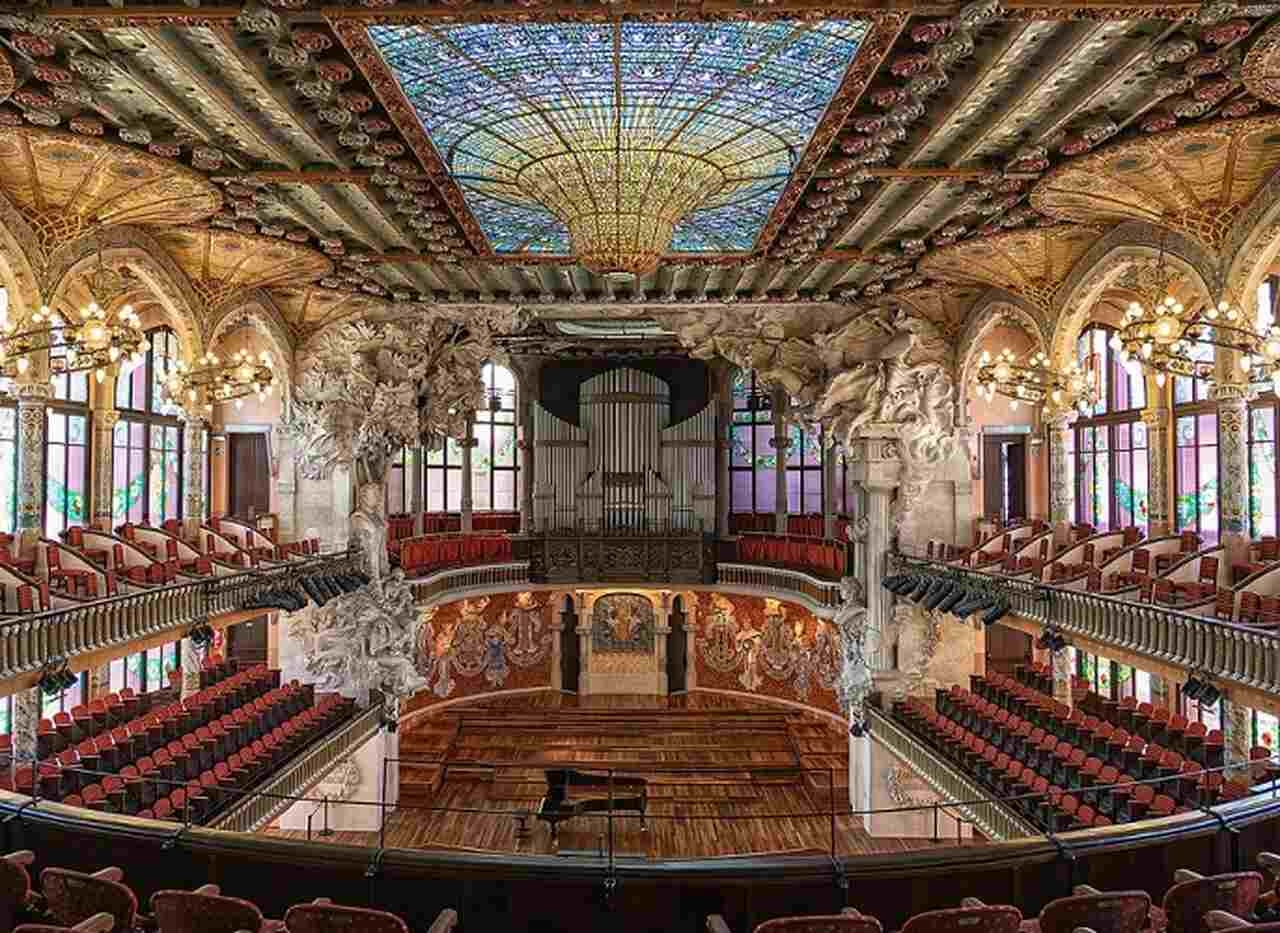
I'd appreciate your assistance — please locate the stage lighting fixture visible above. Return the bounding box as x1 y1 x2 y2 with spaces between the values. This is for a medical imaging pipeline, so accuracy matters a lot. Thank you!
882 573 911 592
1036 630 1051 650
893 576 922 595
1183 675 1203 701
923 580 956 610
980 603 1009 626
937 586 969 614
1050 631 1068 652
849 720 870 738
909 576 934 602
953 593 996 620
1200 683 1221 706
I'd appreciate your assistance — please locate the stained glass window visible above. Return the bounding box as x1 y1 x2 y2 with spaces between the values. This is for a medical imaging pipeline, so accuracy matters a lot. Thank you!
786 421 824 515
730 370 776 514
1173 330 1214 405
45 410 87 538
471 363 518 512
1249 405 1278 540
387 446 411 515
1255 709 1279 751
0 406 17 535
426 437 465 512
1175 413 1218 543
113 327 184 526
369 20 868 254
48 313 88 405
1072 325 1147 532
41 672 85 718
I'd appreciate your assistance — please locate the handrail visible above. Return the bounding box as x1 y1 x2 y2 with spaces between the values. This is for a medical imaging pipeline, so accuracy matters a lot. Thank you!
717 563 843 610
894 552 1280 696
210 700 384 833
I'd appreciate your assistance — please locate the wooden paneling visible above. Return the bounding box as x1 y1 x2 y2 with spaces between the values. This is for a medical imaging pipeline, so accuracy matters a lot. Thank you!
228 433 270 518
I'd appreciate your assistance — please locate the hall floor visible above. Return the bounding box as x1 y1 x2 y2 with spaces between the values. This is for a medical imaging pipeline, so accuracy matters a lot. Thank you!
267 692 981 859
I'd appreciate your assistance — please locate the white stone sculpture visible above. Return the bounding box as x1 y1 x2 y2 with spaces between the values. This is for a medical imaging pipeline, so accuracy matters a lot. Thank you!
835 575 876 727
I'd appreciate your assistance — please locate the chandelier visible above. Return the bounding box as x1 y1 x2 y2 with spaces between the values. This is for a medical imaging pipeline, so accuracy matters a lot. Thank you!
974 348 1098 415
165 349 278 415
1117 294 1280 396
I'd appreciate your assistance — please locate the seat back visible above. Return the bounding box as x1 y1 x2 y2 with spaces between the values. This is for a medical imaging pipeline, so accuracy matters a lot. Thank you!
0 856 31 933
900 906 1022 933
41 869 137 931
285 902 413 933
1036 891 1151 933
1162 873 1264 933
152 890 265 933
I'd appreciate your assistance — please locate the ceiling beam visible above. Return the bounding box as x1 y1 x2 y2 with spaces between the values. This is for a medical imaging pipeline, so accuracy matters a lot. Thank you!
361 247 863 266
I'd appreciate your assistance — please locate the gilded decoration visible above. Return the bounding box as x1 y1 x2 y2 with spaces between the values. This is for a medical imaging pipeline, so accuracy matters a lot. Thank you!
154 228 334 311
415 592 552 698
1242 22 1280 107
591 594 656 655
0 128 221 260
1030 116 1280 254
0 47 13 105
916 224 1106 314
697 593 839 705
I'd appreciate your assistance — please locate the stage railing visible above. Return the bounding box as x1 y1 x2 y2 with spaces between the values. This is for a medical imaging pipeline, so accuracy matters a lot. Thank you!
893 551 1280 698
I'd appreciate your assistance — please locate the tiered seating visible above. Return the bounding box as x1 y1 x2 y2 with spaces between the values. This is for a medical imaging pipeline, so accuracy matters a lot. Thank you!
397 533 514 575
1101 526 1145 564
15 663 355 825
1110 548 1151 589
735 535 846 580
893 669 1251 832
728 512 776 534
1156 531 1202 574
1052 543 1096 582
6 858 459 933
1235 537 1280 584
973 534 1013 570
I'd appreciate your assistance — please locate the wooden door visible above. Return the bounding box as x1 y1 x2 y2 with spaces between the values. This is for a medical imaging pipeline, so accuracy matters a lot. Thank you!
560 599 580 693
228 433 270 518
666 597 687 694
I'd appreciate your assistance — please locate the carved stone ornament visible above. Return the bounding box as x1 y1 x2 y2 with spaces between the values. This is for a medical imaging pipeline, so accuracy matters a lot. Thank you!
836 577 875 725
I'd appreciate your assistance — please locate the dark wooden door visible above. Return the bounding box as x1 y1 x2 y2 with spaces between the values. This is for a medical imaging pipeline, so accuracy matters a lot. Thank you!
981 434 1027 523
228 433 270 518
560 599 580 693
666 598 687 694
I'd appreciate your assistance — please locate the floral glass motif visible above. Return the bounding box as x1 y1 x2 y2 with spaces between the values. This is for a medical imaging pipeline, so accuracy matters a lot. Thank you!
1249 405 1278 539
730 370 776 514
369 20 868 254
45 410 87 538
0 407 17 535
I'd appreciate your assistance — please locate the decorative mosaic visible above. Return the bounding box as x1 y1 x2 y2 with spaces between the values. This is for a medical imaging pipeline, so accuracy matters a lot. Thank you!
591 593 655 655
415 592 552 699
368 20 869 254
154 228 334 309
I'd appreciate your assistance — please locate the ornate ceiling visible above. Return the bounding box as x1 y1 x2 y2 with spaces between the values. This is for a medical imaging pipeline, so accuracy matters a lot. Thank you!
0 1 1276 344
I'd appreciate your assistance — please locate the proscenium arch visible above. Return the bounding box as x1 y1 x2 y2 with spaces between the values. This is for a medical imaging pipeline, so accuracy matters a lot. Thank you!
205 288 298 402
1047 222 1219 370
41 226 206 360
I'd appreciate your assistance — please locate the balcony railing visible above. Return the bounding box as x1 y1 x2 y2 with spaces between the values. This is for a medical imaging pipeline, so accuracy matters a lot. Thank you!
716 564 844 610
0 549 360 682
894 554 1280 697
211 699 385 833
866 706 1039 842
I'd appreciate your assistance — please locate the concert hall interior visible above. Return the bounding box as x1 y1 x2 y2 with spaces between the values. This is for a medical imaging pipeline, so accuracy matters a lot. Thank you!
1 1 1280 930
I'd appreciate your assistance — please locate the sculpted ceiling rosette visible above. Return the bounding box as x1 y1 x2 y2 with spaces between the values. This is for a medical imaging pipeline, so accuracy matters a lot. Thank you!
917 224 1106 316
1243 23 1280 107
1030 116 1280 255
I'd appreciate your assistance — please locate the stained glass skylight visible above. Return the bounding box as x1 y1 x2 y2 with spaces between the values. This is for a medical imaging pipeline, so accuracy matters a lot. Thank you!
370 20 868 259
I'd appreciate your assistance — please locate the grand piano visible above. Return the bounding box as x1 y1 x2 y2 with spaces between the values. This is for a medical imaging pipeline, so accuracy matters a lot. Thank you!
535 769 648 846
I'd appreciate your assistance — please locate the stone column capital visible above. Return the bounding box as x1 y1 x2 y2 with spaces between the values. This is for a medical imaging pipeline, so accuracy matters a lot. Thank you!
95 410 122 429
15 382 53 405
1209 382 1253 405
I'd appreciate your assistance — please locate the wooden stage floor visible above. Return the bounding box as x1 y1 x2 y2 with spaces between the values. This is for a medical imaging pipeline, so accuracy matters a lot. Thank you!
265 692 973 860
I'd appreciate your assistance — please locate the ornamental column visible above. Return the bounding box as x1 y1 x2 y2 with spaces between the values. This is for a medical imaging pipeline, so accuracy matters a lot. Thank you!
953 406 977 547
460 421 476 533
863 483 894 672
771 388 789 534
1141 399 1173 538
714 363 733 538
1046 410 1075 546
12 687 40 765
1212 382 1251 568
1051 646 1073 708
183 418 208 541
407 446 424 535
90 411 120 531
16 382 51 552
181 637 203 699
822 430 838 540
1221 694 1252 770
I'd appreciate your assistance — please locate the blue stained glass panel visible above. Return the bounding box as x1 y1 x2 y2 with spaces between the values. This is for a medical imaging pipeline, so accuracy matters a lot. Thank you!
369 19 868 254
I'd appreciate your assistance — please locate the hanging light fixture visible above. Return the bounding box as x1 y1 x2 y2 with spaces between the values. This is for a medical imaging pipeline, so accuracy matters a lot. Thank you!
974 348 1098 415
0 249 148 383
164 348 278 415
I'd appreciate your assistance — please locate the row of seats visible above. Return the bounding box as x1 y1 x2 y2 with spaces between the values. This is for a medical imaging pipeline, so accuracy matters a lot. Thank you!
389 511 522 537
711 859 1279 933
395 533 514 575
735 535 847 580
728 514 852 541
0 852 457 933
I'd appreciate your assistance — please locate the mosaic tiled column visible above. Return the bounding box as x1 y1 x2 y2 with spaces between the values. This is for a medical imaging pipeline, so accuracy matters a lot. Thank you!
16 383 51 550
1046 411 1074 544
1052 647 1073 708
1212 383 1251 566
13 687 40 765
183 418 207 540
1222 695 1252 769
1141 406 1173 537
88 663 111 700
1149 674 1169 709
181 636 203 699
90 410 120 531
771 389 789 535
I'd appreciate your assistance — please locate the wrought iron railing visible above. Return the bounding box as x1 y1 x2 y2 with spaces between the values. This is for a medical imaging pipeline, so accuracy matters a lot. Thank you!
892 554 1280 696
866 706 1039 841
210 699 384 833
0 549 360 681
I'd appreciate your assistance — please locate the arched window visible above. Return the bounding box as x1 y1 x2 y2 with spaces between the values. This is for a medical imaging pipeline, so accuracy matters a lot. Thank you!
112 327 184 525
1249 275 1280 539
471 362 518 511
729 370 776 514
1073 324 1149 532
45 312 90 537
1172 330 1218 543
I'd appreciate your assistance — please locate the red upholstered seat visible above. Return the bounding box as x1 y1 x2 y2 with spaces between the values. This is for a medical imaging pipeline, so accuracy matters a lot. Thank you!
0 851 34 933
900 906 1022 933
41 868 139 933
285 901 434 933
1020 891 1151 933
152 889 283 933
1159 873 1264 933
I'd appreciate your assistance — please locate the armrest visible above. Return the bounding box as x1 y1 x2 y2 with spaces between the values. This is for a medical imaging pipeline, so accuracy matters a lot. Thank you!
1174 870 1205 884
1204 912 1249 932
841 909 866 917
91 867 124 883
960 898 986 908
1258 852 1280 873
74 913 117 933
311 899 333 906
706 916 734 933
3 850 34 866
1072 927 1099 933
194 884 221 896
427 908 459 933
1072 885 1103 896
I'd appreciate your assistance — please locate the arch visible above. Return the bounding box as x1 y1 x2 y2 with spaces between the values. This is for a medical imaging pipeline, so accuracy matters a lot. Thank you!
1222 170 1280 311
1048 222 1219 370
0 191 43 317
955 289 1051 396
42 226 205 360
204 288 298 401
